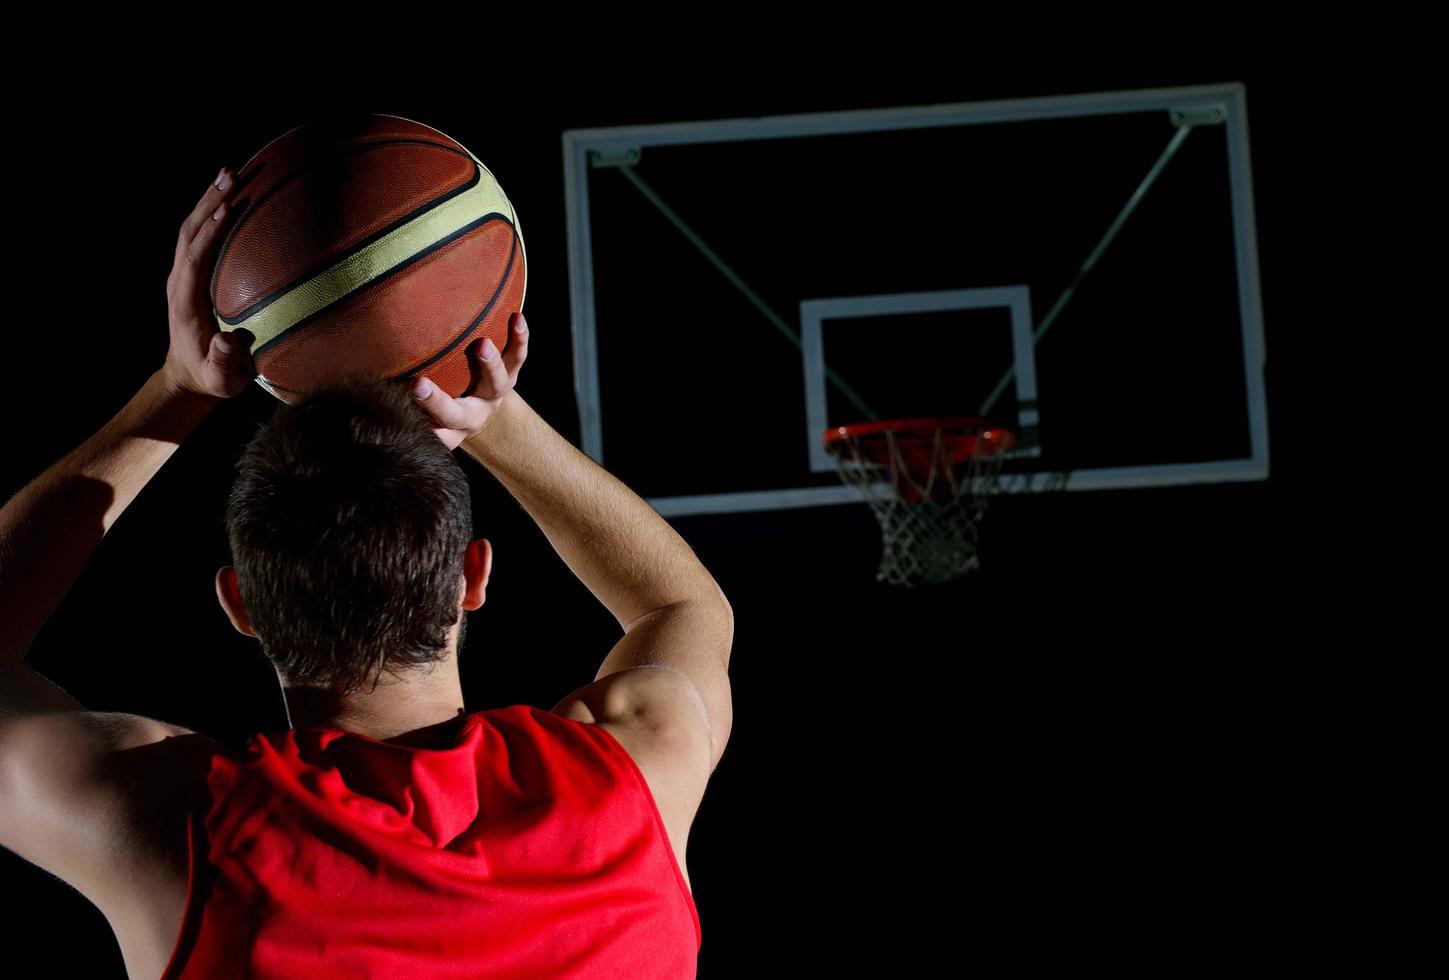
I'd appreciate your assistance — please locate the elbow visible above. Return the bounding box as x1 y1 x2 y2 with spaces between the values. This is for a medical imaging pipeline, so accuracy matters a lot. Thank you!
694 579 733 664
716 590 734 664
707 578 733 622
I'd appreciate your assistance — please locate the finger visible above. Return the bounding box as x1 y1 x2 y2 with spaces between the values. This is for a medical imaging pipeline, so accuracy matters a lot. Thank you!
475 336 511 398
501 313 529 376
209 328 254 376
216 328 256 377
411 374 475 430
176 166 239 259
174 167 241 292
186 192 237 266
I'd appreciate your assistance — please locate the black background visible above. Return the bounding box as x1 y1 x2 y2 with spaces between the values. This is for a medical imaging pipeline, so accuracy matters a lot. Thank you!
0 37 1345 977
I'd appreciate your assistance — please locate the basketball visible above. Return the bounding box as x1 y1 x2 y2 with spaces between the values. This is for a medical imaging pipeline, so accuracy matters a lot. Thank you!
209 113 526 404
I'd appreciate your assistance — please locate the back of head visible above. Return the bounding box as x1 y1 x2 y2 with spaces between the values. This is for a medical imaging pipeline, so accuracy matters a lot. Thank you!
224 374 474 697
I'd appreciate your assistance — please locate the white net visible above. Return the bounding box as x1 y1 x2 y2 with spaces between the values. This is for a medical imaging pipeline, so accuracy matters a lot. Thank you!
826 423 1061 587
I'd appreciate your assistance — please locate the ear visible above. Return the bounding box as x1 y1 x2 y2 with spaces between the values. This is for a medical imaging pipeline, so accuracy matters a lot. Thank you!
215 566 257 637
461 539 491 612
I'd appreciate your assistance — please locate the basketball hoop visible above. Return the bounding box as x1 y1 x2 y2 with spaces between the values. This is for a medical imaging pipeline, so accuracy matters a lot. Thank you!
823 417 1018 587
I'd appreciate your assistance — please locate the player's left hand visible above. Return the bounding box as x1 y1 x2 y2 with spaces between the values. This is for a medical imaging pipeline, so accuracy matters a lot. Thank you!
160 165 256 401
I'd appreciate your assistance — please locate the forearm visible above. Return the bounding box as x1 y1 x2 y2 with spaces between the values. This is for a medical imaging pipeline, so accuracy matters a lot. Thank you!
460 389 727 631
0 369 217 667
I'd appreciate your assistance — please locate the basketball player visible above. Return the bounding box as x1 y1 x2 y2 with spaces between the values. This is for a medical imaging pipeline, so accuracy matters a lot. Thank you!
0 167 731 977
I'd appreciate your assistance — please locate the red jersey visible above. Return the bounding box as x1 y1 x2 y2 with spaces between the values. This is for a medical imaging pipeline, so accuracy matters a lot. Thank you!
160 704 701 978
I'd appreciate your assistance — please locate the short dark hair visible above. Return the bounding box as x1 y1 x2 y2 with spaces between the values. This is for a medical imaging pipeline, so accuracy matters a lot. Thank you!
224 373 474 697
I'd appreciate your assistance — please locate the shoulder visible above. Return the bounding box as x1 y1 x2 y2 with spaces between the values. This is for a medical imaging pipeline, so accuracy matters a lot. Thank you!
0 710 221 912
538 691 714 862
549 666 718 779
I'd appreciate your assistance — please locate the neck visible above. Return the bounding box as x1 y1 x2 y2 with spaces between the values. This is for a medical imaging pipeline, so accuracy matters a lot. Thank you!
279 653 467 747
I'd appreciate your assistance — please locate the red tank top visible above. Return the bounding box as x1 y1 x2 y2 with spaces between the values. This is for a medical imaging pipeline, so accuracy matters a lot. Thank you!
160 704 701 978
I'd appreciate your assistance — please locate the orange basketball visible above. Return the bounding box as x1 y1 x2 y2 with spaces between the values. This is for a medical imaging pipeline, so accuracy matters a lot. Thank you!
210 113 526 404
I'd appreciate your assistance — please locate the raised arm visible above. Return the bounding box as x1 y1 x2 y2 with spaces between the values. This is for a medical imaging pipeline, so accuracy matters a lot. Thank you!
410 312 730 630
412 313 734 769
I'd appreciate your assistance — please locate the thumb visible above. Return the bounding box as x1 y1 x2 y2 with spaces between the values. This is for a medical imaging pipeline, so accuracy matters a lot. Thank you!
206 330 257 396
213 329 256 375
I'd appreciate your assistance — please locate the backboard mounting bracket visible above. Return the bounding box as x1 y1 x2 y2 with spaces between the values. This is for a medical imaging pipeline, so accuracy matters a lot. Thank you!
588 147 644 169
1168 105 1227 127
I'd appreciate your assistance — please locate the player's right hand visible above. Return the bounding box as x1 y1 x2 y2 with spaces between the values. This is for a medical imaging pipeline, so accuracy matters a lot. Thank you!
411 311 528 450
